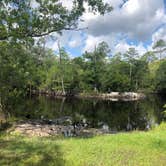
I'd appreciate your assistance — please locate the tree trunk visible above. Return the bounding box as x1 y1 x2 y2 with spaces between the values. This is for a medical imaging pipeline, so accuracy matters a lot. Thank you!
29 84 32 98
129 63 132 89
58 40 65 95
135 79 138 91
61 76 65 95
159 48 162 60
0 97 2 112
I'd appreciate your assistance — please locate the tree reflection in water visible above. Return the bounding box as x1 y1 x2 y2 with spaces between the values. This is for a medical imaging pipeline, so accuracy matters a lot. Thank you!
2 94 166 132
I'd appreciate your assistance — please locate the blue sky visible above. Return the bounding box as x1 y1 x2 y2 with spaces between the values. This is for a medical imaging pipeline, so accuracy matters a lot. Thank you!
45 0 166 57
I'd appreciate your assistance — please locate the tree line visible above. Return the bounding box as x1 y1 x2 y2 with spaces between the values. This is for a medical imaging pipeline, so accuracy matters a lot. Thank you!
0 0 166 113
0 0 112 112
1 39 165 96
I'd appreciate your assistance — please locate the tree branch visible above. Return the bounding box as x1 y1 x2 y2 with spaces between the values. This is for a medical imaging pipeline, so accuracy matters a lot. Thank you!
0 27 88 41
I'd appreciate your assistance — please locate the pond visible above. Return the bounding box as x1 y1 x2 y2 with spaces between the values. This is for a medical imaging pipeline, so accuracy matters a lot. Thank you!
2 94 166 133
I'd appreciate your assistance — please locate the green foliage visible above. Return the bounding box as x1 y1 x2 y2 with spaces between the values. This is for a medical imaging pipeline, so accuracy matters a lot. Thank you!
0 39 56 111
1 0 166 115
164 104 166 109
0 0 112 111
1 39 165 113
82 41 110 91
0 0 112 41
102 59 130 92
0 42 33 110
132 59 149 90
1 39 164 113
153 39 166 49
141 51 157 63
155 60 166 92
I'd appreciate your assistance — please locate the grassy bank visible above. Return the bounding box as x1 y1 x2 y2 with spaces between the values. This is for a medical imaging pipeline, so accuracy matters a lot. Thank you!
1 123 166 166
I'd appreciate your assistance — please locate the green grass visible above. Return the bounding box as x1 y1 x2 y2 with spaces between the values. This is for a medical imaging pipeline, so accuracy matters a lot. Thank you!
1 124 166 166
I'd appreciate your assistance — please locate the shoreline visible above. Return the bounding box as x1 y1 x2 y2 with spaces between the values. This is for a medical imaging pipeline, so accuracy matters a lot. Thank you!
7 119 148 138
76 92 146 101
32 90 146 101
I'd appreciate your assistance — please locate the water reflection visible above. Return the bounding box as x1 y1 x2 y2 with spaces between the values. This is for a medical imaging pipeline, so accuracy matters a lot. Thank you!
4 94 166 132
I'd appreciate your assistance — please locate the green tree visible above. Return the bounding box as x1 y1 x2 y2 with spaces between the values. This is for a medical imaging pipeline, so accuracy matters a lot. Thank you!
102 57 130 92
0 0 112 112
153 39 166 60
0 42 37 111
83 41 110 92
132 59 149 90
141 51 157 63
155 60 166 92
69 57 85 92
124 48 139 90
0 0 112 41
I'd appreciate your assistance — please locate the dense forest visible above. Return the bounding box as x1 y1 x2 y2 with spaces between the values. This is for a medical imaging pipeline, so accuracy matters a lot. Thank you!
0 38 166 111
0 0 166 112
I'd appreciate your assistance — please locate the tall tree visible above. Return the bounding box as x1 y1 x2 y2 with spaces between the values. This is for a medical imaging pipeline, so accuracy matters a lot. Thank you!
155 60 166 92
153 39 166 60
102 58 130 92
124 48 139 90
0 0 112 111
132 59 149 90
141 51 157 64
83 42 110 91
0 0 112 41
58 41 65 94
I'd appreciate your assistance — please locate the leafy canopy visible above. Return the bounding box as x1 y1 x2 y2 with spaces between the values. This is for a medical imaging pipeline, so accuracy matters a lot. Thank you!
0 0 112 41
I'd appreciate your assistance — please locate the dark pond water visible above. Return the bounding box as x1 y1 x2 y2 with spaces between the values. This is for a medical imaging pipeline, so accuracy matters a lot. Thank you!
3 94 166 132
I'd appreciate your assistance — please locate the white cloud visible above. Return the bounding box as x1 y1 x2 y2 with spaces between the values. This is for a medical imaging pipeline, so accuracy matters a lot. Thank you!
68 32 84 48
44 31 84 51
83 0 165 41
60 0 73 10
30 0 40 8
80 0 165 55
123 0 140 14
114 41 147 55
114 41 130 54
42 0 165 57
82 34 148 55
82 34 116 52
152 27 166 43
